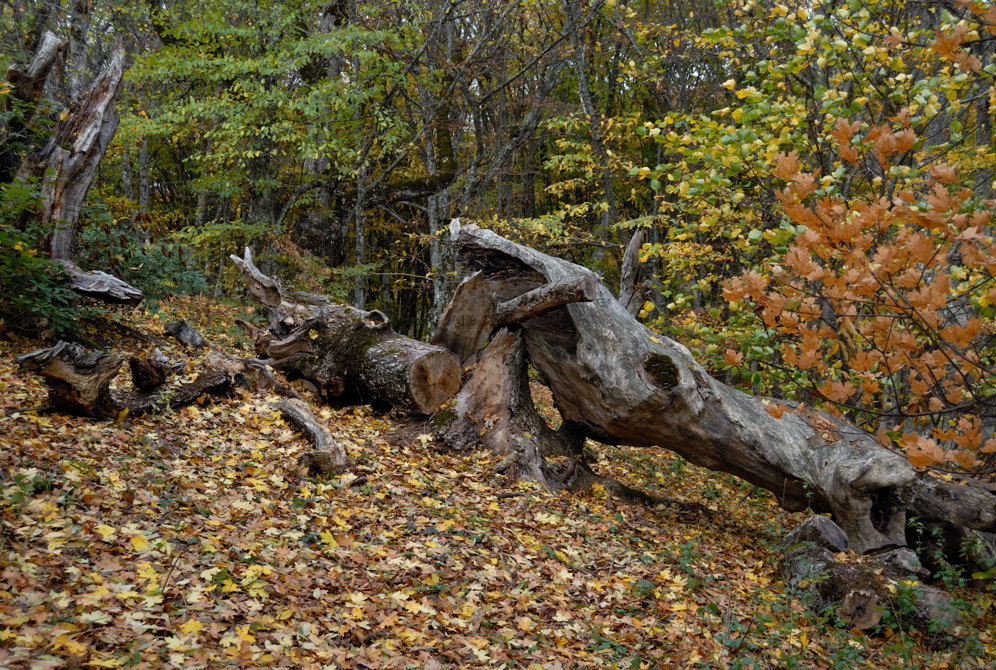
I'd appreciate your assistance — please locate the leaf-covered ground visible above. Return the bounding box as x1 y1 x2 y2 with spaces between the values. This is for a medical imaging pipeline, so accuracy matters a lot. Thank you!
1 300 993 669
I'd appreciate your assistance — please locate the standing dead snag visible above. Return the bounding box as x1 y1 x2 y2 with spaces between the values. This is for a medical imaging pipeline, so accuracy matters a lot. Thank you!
4 33 143 307
231 248 461 414
441 224 962 554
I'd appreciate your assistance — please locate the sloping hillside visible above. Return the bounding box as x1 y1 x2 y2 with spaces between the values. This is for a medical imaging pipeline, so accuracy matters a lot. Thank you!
1 299 993 669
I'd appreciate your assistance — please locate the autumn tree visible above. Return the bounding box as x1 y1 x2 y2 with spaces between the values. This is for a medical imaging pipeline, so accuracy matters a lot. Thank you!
631 0 994 479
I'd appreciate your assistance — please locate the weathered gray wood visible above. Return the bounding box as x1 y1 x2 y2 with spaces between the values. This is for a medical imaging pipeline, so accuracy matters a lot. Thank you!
902 474 996 532
436 328 570 486
231 248 461 414
60 261 143 305
429 272 495 366
430 271 596 368
4 31 66 114
12 51 126 261
17 342 298 418
16 341 122 418
784 515 849 553
277 399 350 474
452 223 916 553
495 275 597 326
4 39 140 307
618 228 646 316
164 318 208 349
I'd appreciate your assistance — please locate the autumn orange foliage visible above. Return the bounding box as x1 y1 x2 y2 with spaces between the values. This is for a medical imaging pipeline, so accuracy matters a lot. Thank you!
725 133 995 475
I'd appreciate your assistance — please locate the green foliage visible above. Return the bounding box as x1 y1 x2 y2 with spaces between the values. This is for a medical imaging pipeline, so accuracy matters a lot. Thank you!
0 180 79 335
76 205 207 304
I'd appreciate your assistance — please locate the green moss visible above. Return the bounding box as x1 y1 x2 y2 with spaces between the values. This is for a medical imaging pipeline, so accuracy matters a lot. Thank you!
643 353 680 388
432 407 456 428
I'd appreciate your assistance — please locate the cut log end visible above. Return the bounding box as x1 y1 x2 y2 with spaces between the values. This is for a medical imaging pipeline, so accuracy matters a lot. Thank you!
409 351 463 414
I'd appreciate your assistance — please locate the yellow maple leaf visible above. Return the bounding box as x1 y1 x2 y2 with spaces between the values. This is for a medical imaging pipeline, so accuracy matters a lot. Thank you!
236 625 255 643
180 619 205 635
129 534 151 551
94 524 117 540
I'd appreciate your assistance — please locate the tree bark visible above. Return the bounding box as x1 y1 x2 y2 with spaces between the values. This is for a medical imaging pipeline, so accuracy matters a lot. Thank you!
436 328 573 486
164 318 208 349
1 32 66 181
128 349 182 392
231 248 461 414
278 399 351 474
431 268 596 367
14 50 126 260
618 228 646 316
16 341 122 418
447 223 926 553
16 341 300 418
4 34 142 307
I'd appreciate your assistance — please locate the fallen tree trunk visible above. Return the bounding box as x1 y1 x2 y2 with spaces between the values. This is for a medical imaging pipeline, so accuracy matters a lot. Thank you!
15 341 297 418
431 271 596 367
443 224 993 554
15 342 123 418
128 349 183 392
231 248 461 414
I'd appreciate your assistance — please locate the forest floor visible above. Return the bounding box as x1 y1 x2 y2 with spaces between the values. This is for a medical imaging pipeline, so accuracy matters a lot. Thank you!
1 297 993 669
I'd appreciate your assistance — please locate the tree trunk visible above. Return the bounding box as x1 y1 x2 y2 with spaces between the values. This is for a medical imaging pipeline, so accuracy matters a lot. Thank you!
16 341 123 418
0 31 66 182
443 224 993 554
231 248 461 414
5 34 142 307
618 228 647 316
16 50 126 260
436 328 573 486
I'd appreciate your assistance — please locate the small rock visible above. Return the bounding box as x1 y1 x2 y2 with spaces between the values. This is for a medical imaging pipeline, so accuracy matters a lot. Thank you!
907 584 961 637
